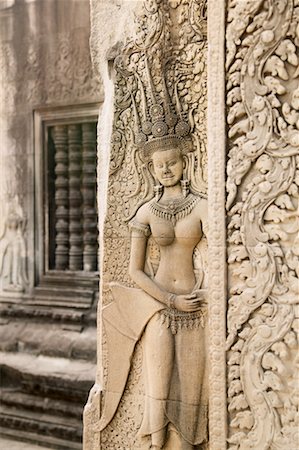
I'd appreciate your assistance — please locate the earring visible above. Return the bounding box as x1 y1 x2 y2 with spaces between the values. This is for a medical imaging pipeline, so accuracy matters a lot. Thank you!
181 179 190 198
153 184 163 200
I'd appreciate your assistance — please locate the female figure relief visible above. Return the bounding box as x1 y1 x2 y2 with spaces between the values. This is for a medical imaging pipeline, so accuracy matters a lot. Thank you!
0 211 28 293
97 56 208 448
129 135 208 449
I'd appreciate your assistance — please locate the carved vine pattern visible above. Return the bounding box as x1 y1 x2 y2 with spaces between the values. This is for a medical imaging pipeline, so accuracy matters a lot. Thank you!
226 1 299 449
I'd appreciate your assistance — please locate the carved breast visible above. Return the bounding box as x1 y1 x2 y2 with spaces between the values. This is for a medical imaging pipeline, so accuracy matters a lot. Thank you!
151 220 175 246
150 213 202 248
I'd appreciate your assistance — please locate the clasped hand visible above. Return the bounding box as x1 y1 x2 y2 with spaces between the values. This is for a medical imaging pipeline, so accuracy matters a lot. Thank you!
173 289 207 312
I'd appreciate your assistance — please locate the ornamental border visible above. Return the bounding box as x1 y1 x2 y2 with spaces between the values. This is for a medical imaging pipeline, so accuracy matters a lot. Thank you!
207 0 227 448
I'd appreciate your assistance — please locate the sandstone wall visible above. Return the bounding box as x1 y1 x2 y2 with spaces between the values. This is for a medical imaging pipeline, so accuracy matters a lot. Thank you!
85 1 299 449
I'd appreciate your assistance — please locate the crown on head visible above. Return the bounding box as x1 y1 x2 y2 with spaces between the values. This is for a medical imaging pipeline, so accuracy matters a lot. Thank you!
132 57 193 161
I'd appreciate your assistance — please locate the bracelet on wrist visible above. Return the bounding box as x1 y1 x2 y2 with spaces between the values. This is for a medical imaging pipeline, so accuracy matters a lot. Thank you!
166 293 176 309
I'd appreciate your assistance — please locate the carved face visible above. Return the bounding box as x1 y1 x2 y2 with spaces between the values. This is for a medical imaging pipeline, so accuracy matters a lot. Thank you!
151 147 184 187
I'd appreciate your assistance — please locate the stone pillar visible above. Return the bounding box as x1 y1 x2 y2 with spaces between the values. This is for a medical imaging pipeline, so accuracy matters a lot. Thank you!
53 125 69 271
82 123 98 272
68 124 83 271
85 1 212 449
85 1 299 449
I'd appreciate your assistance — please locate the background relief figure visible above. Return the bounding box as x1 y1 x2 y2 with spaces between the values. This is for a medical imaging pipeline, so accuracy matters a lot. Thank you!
0 210 28 293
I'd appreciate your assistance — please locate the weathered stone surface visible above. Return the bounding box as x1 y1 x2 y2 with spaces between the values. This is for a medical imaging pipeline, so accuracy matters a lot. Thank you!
85 0 298 449
1 0 298 449
86 1 210 449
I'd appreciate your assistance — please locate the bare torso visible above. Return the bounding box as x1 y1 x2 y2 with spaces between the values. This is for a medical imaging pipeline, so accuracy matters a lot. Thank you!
129 194 208 310
150 205 203 294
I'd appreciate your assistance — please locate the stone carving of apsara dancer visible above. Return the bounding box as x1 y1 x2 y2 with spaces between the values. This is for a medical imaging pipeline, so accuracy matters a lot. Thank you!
0 210 28 293
98 70 208 449
129 131 208 449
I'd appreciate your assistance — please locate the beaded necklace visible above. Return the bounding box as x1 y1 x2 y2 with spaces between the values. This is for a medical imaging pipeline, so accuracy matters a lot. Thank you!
149 193 200 225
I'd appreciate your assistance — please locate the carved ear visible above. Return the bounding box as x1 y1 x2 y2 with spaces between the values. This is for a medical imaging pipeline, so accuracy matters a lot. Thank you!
183 155 188 169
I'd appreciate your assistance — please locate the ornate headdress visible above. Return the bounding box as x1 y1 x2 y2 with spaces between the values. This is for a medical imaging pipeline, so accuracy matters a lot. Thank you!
132 57 193 161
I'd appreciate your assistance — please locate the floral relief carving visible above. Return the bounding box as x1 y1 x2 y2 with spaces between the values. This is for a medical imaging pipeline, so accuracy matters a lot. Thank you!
1 29 101 111
44 31 101 105
226 1 299 449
